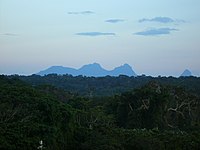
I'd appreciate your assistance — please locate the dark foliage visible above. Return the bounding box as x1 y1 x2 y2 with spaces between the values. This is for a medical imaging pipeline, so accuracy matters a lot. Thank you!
18 74 200 96
0 75 200 149
0 76 75 149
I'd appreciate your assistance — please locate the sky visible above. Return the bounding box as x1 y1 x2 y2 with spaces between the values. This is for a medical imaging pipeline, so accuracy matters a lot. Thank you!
0 0 200 76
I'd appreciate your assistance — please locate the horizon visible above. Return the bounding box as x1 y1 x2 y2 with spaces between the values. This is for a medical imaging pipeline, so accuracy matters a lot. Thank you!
1 0 200 76
0 62 198 77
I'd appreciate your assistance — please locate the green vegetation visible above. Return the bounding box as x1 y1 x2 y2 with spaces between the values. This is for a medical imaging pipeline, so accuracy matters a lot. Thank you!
19 74 200 96
0 76 76 149
0 75 200 149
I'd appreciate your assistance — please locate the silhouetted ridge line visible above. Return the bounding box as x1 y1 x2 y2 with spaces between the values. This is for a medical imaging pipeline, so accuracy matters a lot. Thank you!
37 63 137 77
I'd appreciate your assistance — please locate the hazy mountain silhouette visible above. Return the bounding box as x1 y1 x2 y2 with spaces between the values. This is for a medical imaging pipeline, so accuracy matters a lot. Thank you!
37 63 137 77
180 69 192 77
111 64 134 76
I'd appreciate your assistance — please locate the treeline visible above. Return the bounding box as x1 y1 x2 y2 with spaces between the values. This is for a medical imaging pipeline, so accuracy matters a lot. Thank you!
0 75 200 149
17 74 200 96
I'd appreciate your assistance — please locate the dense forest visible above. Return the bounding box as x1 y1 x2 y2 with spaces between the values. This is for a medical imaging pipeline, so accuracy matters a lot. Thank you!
0 74 200 149
19 74 200 96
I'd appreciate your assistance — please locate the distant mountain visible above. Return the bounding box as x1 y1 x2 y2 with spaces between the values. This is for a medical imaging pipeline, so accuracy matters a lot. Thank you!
37 63 137 77
37 66 77 76
110 64 135 76
78 63 108 76
180 69 192 77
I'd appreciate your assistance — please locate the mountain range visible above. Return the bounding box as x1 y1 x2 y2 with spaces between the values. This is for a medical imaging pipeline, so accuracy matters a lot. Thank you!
37 63 137 77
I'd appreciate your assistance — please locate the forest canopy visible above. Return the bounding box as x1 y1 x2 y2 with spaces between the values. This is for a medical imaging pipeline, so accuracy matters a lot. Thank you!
0 75 200 149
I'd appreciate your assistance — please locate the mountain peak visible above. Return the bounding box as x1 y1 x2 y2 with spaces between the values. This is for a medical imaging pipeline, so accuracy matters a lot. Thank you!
79 63 104 70
112 64 136 76
49 66 64 69
122 63 131 68
85 62 102 68
180 69 192 77
93 62 101 66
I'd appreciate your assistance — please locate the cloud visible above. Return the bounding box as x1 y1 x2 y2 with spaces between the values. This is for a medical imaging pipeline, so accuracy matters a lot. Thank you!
139 17 185 24
105 19 125 23
0 33 19 36
68 11 94 15
175 19 186 23
134 28 178 36
76 32 116 36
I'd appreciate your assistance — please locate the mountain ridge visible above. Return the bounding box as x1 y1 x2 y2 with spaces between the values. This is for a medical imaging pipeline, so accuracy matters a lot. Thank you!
37 63 137 77
180 69 192 77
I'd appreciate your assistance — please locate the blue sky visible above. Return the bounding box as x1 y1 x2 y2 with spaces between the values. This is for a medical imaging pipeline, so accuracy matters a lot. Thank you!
0 0 200 76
